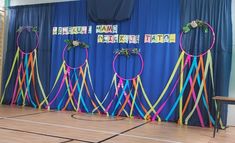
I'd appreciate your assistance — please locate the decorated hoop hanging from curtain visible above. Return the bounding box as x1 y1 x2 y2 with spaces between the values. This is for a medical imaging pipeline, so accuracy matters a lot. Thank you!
0 26 47 108
109 48 145 118
90 48 160 121
40 40 104 113
142 20 224 128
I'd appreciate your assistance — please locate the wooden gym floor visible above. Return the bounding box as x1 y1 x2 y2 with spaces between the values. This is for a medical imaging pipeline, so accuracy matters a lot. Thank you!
0 105 234 143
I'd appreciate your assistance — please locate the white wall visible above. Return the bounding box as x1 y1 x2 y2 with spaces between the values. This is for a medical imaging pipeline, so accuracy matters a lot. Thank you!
0 0 4 7
227 0 235 126
10 0 77 6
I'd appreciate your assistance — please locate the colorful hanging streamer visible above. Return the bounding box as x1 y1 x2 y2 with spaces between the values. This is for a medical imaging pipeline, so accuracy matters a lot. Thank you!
0 26 48 108
91 50 161 121
40 41 105 114
1 22 224 128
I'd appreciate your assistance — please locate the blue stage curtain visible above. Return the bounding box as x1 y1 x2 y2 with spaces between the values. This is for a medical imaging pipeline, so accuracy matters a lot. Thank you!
87 0 135 22
2 0 180 121
180 0 232 126
1 4 53 103
1 0 232 126
49 0 180 121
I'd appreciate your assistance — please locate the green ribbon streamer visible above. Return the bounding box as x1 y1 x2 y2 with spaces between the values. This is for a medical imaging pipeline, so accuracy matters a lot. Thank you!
1 48 20 104
34 50 49 109
144 52 185 119
39 61 65 109
137 76 161 121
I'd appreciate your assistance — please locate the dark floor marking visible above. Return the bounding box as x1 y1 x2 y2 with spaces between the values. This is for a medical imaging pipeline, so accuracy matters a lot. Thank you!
0 126 94 143
0 111 48 120
60 139 75 143
97 121 150 143
71 114 125 122
6 111 50 118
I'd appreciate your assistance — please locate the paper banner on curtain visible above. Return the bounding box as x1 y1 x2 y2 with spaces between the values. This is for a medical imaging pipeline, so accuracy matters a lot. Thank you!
96 25 118 33
52 26 92 35
97 34 140 44
144 34 176 43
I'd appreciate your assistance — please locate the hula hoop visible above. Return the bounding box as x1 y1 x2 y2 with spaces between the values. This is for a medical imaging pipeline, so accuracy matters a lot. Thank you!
17 26 39 54
180 22 215 57
112 53 144 80
62 45 88 70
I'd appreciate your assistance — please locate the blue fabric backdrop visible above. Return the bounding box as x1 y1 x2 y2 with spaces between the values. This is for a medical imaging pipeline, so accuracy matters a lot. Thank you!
2 4 53 104
180 0 232 125
49 0 179 121
1 0 232 126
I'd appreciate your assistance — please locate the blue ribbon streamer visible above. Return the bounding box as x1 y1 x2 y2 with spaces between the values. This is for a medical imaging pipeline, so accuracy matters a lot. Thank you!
57 72 75 110
112 80 129 116
74 69 89 112
194 61 215 124
166 57 197 121
24 54 36 108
